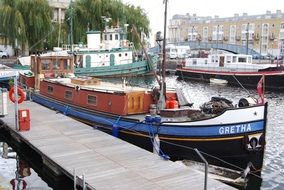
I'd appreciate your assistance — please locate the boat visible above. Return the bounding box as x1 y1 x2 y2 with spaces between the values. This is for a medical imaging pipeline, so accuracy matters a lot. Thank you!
15 26 158 78
176 53 284 91
210 78 228 85
72 26 158 78
18 0 267 175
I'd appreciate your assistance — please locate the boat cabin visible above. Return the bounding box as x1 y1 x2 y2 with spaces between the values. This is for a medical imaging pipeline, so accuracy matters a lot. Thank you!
73 27 133 70
19 53 74 90
185 54 253 69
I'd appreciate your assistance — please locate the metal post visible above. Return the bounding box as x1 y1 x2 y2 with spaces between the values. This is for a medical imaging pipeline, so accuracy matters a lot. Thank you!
194 148 208 190
73 168 77 190
215 25 219 61
246 22 249 55
14 71 19 131
82 174 86 190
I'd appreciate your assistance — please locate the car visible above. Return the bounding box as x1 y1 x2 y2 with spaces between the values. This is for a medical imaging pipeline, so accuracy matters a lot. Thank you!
0 50 9 58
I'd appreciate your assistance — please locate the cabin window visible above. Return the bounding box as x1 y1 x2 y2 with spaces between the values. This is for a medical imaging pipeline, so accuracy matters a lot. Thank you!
192 59 197 65
248 57 252 63
226 56 232 63
233 56 237 63
47 86 53 94
238 57 247 63
204 60 208 64
64 90 73 100
64 59 71 70
115 34 119 40
87 95 97 105
53 60 60 70
42 60 50 70
211 56 215 63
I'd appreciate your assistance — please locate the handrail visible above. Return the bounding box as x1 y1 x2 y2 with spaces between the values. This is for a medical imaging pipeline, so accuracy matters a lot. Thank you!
194 148 208 190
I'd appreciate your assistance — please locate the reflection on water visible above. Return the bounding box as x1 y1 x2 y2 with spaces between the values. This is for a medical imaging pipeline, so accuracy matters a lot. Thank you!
0 141 52 190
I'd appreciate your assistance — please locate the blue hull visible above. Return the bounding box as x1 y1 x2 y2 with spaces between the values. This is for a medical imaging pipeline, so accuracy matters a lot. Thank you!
31 93 267 172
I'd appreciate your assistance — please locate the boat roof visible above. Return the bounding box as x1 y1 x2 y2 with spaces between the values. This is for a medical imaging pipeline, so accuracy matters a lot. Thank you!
0 64 17 80
46 78 152 94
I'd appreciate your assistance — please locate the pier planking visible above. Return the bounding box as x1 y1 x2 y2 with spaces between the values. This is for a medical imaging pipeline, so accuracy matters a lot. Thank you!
0 99 235 190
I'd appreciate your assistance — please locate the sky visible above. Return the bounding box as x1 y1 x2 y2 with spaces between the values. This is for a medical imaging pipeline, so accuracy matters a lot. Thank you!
123 0 283 38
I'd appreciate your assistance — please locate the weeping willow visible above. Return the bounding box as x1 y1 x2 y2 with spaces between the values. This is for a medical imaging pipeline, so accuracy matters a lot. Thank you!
0 0 52 53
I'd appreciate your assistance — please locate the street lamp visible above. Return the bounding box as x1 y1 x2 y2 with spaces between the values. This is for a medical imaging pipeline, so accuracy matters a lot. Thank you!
246 22 249 55
216 25 219 59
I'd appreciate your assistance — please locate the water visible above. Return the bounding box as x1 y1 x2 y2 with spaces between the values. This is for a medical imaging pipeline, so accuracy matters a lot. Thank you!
1 75 284 189
0 142 52 189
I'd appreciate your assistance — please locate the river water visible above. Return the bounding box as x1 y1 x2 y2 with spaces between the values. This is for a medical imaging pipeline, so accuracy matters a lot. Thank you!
0 75 284 189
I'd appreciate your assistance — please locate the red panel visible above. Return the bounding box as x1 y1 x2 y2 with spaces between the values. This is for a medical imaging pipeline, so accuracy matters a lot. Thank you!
18 109 30 131
40 81 129 115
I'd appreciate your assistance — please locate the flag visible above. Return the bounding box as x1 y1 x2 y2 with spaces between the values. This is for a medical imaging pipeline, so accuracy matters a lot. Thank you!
257 76 265 104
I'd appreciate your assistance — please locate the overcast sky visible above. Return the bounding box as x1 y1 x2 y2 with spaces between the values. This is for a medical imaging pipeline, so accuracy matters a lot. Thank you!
123 0 283 35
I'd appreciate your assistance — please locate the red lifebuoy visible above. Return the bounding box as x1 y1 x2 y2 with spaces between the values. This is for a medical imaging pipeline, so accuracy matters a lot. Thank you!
9 87 25 104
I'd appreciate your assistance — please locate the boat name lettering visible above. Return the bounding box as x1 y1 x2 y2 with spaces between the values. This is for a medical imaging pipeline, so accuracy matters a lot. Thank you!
219 124 252 134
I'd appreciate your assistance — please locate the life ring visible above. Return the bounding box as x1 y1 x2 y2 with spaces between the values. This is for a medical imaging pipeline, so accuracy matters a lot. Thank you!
9 87 25 104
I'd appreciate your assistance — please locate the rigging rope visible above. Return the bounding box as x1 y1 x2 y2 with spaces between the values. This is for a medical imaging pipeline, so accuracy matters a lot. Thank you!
232 75 251 96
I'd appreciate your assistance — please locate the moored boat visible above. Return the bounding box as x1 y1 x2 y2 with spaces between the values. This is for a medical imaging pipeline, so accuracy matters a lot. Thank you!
72 27 158 77
20 73 267 173
176 53 284 91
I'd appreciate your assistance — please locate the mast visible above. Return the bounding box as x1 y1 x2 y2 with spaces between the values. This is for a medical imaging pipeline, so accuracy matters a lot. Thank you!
157 0 168 111
162 0 168 89
70 0 73 52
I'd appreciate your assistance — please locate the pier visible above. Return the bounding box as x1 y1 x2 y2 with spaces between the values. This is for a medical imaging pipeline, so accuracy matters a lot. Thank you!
0 99 235 189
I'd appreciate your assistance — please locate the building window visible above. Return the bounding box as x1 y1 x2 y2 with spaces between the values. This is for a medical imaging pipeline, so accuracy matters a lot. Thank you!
87 95 97 105
262 23 269 36
47 86 53 94
281 23 284 29
64 90 73 100
104 34 107 40
203 27 208 42
212 25 223 41
229 25 236 43
110 34 112 40
115 34 119 40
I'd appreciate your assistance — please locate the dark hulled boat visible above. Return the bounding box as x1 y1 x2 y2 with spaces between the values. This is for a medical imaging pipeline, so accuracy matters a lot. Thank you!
176 53 284 91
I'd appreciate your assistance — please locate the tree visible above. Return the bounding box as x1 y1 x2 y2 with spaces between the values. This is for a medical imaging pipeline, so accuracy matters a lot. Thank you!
0 0 26 49
16 0 53 53
66 0 150 49
0 0 53 54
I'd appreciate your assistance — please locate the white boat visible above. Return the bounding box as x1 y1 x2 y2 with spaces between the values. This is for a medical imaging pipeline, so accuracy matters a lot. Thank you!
176 53 284 91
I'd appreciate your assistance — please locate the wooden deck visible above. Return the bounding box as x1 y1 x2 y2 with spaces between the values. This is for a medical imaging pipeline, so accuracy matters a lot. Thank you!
0 99 235 190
